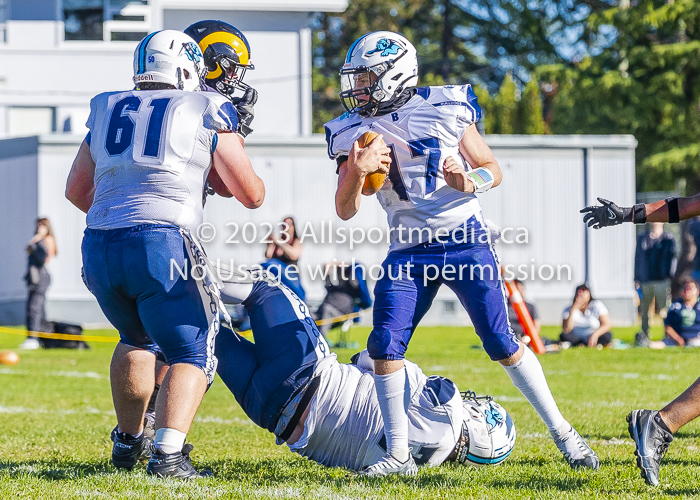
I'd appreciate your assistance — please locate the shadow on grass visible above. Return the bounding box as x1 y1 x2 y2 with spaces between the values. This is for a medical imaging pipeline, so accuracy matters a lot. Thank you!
0 459 114 480
0 456 595 494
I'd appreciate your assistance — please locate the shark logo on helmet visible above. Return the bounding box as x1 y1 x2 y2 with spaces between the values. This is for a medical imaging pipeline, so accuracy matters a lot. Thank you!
365 38 402 57
484 403 505 432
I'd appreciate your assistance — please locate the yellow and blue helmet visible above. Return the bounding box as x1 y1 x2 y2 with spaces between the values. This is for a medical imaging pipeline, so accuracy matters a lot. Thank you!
184 20 254 97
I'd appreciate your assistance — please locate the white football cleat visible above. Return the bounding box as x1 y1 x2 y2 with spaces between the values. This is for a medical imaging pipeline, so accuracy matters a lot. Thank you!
552 424 599 470
19 338 40 350
358 453 418 477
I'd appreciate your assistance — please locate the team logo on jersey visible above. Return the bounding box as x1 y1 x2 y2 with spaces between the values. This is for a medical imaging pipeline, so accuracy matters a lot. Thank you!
365 38 402 57
484 403 505 432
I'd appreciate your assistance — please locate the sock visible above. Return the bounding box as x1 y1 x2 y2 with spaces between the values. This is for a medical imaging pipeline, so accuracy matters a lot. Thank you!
117 428 143 440
374 367 410 462
146 384 160 415
154 428 186 455
501 347 565 434
655 413 673 434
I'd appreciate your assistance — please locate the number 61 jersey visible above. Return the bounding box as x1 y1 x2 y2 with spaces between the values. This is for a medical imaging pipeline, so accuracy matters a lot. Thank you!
85 89 238 232
324 85 484 252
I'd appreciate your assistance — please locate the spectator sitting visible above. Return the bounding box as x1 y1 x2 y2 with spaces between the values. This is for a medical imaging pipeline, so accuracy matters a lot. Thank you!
261 216 305 301
316 261 372 340
560 284 613 348
507 279 541 343
651 278 700 348
634 222 675 345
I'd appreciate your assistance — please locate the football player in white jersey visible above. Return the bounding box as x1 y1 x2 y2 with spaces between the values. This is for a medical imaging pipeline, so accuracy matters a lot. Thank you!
65 30 265 479
213 272 516 471
324 31 598 475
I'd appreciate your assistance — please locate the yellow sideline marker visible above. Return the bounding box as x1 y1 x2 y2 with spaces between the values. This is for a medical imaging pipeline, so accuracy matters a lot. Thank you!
0 310 367 343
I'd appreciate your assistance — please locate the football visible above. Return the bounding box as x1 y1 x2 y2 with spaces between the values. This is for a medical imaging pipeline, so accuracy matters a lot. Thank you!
358 131 389 196
0 350 20 366
207 165 234 198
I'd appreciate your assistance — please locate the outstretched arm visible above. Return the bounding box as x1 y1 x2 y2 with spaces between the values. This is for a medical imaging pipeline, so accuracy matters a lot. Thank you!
582 194 700 228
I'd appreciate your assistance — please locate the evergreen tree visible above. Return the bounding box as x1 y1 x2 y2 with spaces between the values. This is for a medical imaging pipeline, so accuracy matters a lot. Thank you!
494 73 518 134
539 0 700 192
519 78 545 134
311 0 601 132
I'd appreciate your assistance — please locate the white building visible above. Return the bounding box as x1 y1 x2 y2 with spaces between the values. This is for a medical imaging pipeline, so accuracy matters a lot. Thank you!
0 0 347 138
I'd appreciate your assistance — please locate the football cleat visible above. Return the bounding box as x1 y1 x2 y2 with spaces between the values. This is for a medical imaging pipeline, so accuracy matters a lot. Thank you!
627 409 673 486
358 453 418 477
147 444 213 479
552 425 599 470
111 430 153 470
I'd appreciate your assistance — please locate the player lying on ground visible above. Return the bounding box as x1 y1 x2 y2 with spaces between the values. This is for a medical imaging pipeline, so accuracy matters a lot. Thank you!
325 31 598 476
212 272 516 471
582 194 700 486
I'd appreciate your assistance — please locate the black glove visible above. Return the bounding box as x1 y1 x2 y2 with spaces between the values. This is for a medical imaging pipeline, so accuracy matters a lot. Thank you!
580 197 633 229
231 87 257 138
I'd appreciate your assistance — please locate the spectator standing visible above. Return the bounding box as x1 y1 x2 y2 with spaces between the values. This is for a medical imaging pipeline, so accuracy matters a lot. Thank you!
635 222 676 344
561 284 613 348
20 218 57 350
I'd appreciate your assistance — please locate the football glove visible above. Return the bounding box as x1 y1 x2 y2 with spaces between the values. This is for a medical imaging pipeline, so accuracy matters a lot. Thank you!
580 197 633 228
231 87 257 138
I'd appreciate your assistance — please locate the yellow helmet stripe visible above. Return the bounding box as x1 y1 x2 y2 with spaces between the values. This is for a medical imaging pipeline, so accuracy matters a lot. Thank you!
199 31 250 80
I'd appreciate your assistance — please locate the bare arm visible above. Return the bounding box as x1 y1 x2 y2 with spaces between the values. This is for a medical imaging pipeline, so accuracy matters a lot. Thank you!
666 325 685 346
458 123 502 187
272 238 303 261
265 242 275 260
587 313 611 348
562 313 575 334
65 140 96 214
646 194 700 222
335 136 391 220
213 132 265 209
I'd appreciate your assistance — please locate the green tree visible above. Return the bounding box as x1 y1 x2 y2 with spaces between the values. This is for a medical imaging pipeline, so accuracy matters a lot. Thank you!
472 84 495 134
519 78 545 134
539 0 700 192
494 73 518 134
311 0 601 132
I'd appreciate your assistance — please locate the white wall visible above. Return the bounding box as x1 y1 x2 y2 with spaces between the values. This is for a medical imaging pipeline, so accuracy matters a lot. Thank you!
0 134 637 327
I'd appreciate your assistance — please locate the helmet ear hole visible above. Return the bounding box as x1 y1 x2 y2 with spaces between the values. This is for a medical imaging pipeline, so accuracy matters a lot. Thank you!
183 69 190 79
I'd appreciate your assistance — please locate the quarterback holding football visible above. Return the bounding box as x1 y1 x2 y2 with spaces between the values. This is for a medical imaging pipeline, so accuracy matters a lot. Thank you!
324 31 598 476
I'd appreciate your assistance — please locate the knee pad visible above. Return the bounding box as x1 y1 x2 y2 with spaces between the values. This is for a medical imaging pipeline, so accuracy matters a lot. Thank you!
367 329 406 361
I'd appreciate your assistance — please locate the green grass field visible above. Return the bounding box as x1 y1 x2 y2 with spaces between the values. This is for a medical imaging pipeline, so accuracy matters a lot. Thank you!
1 324 700 499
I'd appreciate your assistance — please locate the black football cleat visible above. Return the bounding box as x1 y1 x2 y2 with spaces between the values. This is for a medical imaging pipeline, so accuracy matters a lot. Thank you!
627 409 673 486
111 429 153 470
147 444 212 479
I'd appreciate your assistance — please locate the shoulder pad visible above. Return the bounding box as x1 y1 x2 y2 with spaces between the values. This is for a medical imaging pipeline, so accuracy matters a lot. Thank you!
425 85 482 123
323 112 365 160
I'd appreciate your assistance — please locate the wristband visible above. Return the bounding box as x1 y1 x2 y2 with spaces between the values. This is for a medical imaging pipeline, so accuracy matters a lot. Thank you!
465 167 494 193
665 198 679 223
632 203 647 224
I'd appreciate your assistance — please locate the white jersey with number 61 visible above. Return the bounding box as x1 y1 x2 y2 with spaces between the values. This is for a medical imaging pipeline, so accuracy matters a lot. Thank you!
324 85 484 251
85 89 238 232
